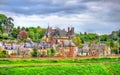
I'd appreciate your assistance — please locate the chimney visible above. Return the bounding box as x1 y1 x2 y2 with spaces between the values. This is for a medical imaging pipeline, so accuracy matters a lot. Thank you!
68 27 70 33
71 27 74 33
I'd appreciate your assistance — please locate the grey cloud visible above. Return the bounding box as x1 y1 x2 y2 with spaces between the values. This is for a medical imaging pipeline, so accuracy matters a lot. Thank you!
80 0 102 3
0 0 120 34
0 0 88 15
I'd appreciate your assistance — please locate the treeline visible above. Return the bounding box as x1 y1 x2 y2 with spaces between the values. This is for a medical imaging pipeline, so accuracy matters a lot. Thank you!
11 26 46 42
0 14 46 42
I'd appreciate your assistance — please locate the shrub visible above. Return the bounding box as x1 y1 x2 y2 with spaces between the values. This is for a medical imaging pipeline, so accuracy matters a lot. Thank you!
31 47 37 57
47 49 51 56
10 52 16 55
2 33 8 39
51 47 55 56
0 48 9 58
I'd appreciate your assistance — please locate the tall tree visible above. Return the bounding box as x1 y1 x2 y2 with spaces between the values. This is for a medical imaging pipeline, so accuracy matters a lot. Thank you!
0 14 7 33
3 17 14 34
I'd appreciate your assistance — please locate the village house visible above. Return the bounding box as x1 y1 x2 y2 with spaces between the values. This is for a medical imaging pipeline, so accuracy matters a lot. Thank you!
37 41 53 56
0 42 18 55
78 42 89 56
77 42 111 57
89 43 111 56
56 40 78 57
18 42 33 57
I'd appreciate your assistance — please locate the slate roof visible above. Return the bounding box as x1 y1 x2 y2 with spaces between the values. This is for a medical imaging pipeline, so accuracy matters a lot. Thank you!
57 40 76 47
89 43 107 51
24 42 34 48
50 28 67 37
45 27 74 38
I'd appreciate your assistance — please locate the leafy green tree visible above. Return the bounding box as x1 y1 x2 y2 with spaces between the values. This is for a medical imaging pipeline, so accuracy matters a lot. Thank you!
88 33 98 40
47 49 51 56
28 31 35 40
118 29 120 37
0 25 4 33
73 37 81 46
11 28 20 38
2 33 8 39
51 47 55 56
0 14 7 33
31 47 37 57
110 40 114 47
27 27 46 42
100 35 108 41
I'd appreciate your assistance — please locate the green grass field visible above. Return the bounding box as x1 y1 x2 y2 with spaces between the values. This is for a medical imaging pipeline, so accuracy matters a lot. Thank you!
0 58 119 75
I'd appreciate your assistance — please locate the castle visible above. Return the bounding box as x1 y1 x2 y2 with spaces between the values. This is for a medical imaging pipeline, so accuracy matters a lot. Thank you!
40 26 78 57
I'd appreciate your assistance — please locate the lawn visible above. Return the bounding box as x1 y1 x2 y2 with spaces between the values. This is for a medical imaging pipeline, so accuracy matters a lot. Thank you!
0 57 119 75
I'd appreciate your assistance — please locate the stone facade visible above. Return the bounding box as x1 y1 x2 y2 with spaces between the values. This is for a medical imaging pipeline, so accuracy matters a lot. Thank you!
89 43 111 56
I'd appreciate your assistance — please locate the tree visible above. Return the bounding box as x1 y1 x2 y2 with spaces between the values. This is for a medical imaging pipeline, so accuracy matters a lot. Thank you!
2 33 8 39
73 37 81 45
0 14 7 24
72 36 82 48
27 27 46 42
3 17 14 34
110 40 114 47
0 14 7 33
18 30 28 41
100 35 108 41
51 47 55 56
47 49 51 56
28 31 34 40
31 47 37 57
11 28 20 38
118 29 120 37
84 32 87 35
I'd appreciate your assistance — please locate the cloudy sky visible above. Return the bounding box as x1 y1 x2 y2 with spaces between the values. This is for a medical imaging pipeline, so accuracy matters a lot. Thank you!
0 0 120 34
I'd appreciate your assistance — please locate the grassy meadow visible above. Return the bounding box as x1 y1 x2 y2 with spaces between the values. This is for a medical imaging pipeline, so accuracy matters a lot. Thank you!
0 57 119 75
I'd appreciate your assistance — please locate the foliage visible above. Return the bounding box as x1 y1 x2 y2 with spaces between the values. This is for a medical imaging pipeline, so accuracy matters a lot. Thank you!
31 47 37 57
27 27 46 42
0 48 9 58
47 49 51 56
2 33 8 39
51 47 56 56
18 30 28 40
72 34 83 48
0 14 7 22
0 14 7 33
0 14 14 34
11 28 20 38
100 34 108 41
72 36 81 45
